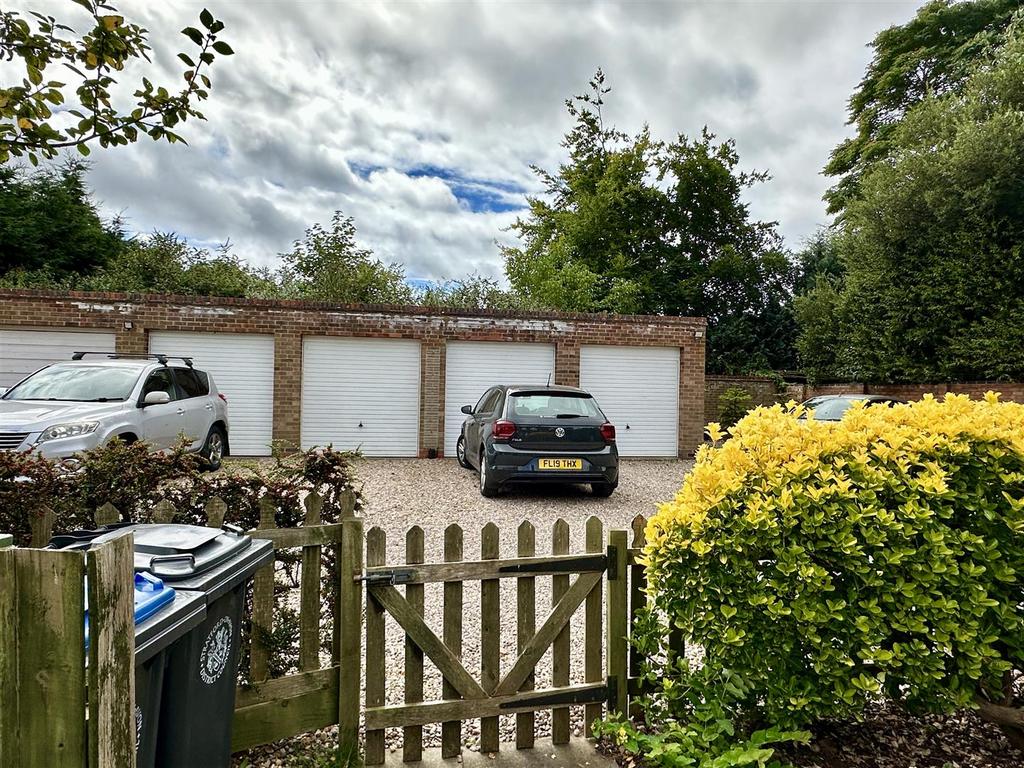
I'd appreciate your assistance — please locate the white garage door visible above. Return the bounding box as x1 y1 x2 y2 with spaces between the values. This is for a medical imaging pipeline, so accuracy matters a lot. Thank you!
301 337 420 457
0 328 115 388
444 341 555 456
150 331 275 456
580 346 680 457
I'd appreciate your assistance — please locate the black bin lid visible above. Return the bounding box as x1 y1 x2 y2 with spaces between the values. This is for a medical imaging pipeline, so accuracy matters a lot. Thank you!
130 524 250 580
130 524 274 602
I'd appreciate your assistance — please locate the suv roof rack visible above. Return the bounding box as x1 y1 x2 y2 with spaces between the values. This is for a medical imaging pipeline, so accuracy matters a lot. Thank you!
71 352 194 367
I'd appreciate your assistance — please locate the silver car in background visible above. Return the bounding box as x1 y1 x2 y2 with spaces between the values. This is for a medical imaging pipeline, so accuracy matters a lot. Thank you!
0 353 230 468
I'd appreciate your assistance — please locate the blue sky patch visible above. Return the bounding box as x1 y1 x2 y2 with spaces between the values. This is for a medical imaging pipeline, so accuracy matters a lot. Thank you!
348 161 527 214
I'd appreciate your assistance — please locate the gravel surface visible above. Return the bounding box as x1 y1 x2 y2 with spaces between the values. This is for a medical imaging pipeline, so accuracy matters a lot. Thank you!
234 457 692 766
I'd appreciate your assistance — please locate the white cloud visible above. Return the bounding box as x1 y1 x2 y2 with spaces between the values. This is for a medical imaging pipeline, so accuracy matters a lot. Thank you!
7 0 920 279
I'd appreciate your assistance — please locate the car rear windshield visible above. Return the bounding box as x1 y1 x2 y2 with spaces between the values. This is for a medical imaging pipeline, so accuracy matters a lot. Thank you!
3 364 141 402
508 392 603 419
807 397 858 420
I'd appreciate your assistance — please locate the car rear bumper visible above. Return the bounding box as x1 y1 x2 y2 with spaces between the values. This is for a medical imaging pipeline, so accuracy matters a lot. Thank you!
485 443 619 486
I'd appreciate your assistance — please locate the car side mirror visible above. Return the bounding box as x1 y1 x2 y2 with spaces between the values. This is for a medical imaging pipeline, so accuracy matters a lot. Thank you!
461 405 473 415
143 391 171 406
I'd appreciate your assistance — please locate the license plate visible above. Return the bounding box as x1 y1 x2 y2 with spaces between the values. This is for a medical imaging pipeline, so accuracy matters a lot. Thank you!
538 458 583 471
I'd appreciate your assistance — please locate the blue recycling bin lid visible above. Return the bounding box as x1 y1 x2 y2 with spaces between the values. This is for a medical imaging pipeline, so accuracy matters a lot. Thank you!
85 571 176 648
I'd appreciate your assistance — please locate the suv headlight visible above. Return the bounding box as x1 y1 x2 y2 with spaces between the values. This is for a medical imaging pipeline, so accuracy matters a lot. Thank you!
37 422 100 443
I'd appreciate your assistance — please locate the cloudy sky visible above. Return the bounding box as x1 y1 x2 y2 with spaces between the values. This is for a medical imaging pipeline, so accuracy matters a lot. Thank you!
14 0 920 282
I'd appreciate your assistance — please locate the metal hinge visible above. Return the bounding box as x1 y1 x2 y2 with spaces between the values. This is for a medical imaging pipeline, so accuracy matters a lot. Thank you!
606 676 618 712
358 568 414 586
606 545 619 581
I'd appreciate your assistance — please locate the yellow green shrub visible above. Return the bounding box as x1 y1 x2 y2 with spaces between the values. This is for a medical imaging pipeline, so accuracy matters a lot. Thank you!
643 393 1024 733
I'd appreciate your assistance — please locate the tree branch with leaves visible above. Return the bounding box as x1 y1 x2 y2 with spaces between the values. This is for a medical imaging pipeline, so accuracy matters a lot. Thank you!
0 0 233 165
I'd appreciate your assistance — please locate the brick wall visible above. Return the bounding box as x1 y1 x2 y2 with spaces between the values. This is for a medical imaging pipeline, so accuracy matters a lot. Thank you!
705 375 788 422
0 290 707 457
705 377 1024 425
797 382 1024 403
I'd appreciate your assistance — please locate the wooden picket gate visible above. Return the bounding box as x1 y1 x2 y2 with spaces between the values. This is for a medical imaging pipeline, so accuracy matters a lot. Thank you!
360 516 637 765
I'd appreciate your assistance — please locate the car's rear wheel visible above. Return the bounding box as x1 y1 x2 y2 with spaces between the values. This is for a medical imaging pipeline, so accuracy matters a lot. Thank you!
591 481 616 498
479 451 499 497
456 434 472 469
201 426 226 471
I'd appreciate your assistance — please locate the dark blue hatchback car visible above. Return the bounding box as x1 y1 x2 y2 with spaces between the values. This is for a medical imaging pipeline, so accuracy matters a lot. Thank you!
455 384 619 497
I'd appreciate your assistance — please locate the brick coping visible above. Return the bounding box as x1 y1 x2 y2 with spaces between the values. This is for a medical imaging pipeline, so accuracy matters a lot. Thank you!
0 289 706 328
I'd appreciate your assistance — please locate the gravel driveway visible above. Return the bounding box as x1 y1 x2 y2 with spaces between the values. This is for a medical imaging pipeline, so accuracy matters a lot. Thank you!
354 457 692 753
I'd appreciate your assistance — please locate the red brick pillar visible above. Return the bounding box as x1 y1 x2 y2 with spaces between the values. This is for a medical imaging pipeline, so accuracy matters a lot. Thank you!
678 332 706 457
273 331 302 448
419 341 444 457
554 341 580 387
115 323 146 356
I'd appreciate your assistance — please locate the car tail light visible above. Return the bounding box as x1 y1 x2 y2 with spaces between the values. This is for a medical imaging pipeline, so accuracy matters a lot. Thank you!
600 423 616 443
218 393 228 403
493 420 516 440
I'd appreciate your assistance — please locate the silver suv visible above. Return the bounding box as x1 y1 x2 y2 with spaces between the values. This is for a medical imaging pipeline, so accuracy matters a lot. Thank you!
0 353 230 468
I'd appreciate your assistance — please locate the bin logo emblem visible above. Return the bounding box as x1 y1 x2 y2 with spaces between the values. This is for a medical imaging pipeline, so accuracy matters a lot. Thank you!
199 616 233 685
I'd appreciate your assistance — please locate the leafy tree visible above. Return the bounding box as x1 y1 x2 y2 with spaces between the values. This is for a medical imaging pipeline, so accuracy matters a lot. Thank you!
825 0 1019 214
799 22 1024 382
82 232 280 297
279 211 414 304
503 71 797 373
0 1 233 165
0 158 123 275
417 274 533 311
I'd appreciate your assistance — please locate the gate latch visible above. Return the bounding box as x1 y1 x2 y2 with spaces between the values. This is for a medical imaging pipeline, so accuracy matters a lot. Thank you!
358 568 414 586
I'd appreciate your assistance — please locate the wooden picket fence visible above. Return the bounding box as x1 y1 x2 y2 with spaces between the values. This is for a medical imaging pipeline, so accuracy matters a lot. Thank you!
5 504 667 765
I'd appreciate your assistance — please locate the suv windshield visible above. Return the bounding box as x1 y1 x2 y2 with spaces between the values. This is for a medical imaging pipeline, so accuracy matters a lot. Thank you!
509 392 603 419
3 364 142 402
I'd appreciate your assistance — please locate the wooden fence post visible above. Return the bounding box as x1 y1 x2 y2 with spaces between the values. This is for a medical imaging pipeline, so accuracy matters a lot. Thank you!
441 524 464 759
0 538 18 764
516 521 536 750
337 509 363 767
250 497 277 683
364 526 387 766
584 516 604 736
86 531 136 768
28 504 54 547
607 529 629 717
0 533 11 550
480 522 501 753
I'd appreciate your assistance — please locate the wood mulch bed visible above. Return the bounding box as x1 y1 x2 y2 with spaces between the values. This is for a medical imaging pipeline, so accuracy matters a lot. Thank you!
596 702 1021 768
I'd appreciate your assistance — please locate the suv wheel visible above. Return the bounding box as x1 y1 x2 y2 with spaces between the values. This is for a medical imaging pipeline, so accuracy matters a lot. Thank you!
456 434 472 469
479 451 499 497
201 426 226 471
591 481 616 498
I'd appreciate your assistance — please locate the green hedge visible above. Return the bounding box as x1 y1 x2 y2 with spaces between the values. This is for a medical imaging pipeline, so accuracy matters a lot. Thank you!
642 394 1024 748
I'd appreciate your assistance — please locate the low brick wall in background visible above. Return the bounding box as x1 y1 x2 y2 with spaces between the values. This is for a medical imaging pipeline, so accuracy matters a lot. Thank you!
704 375 789 423
0 290 707 457
706 377 1024 424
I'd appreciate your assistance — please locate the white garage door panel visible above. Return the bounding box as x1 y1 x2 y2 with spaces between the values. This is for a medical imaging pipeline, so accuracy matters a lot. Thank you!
302 338 420 457
580 346 679 457
150 331 275 456
0 329 115 387
444 341 555 456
